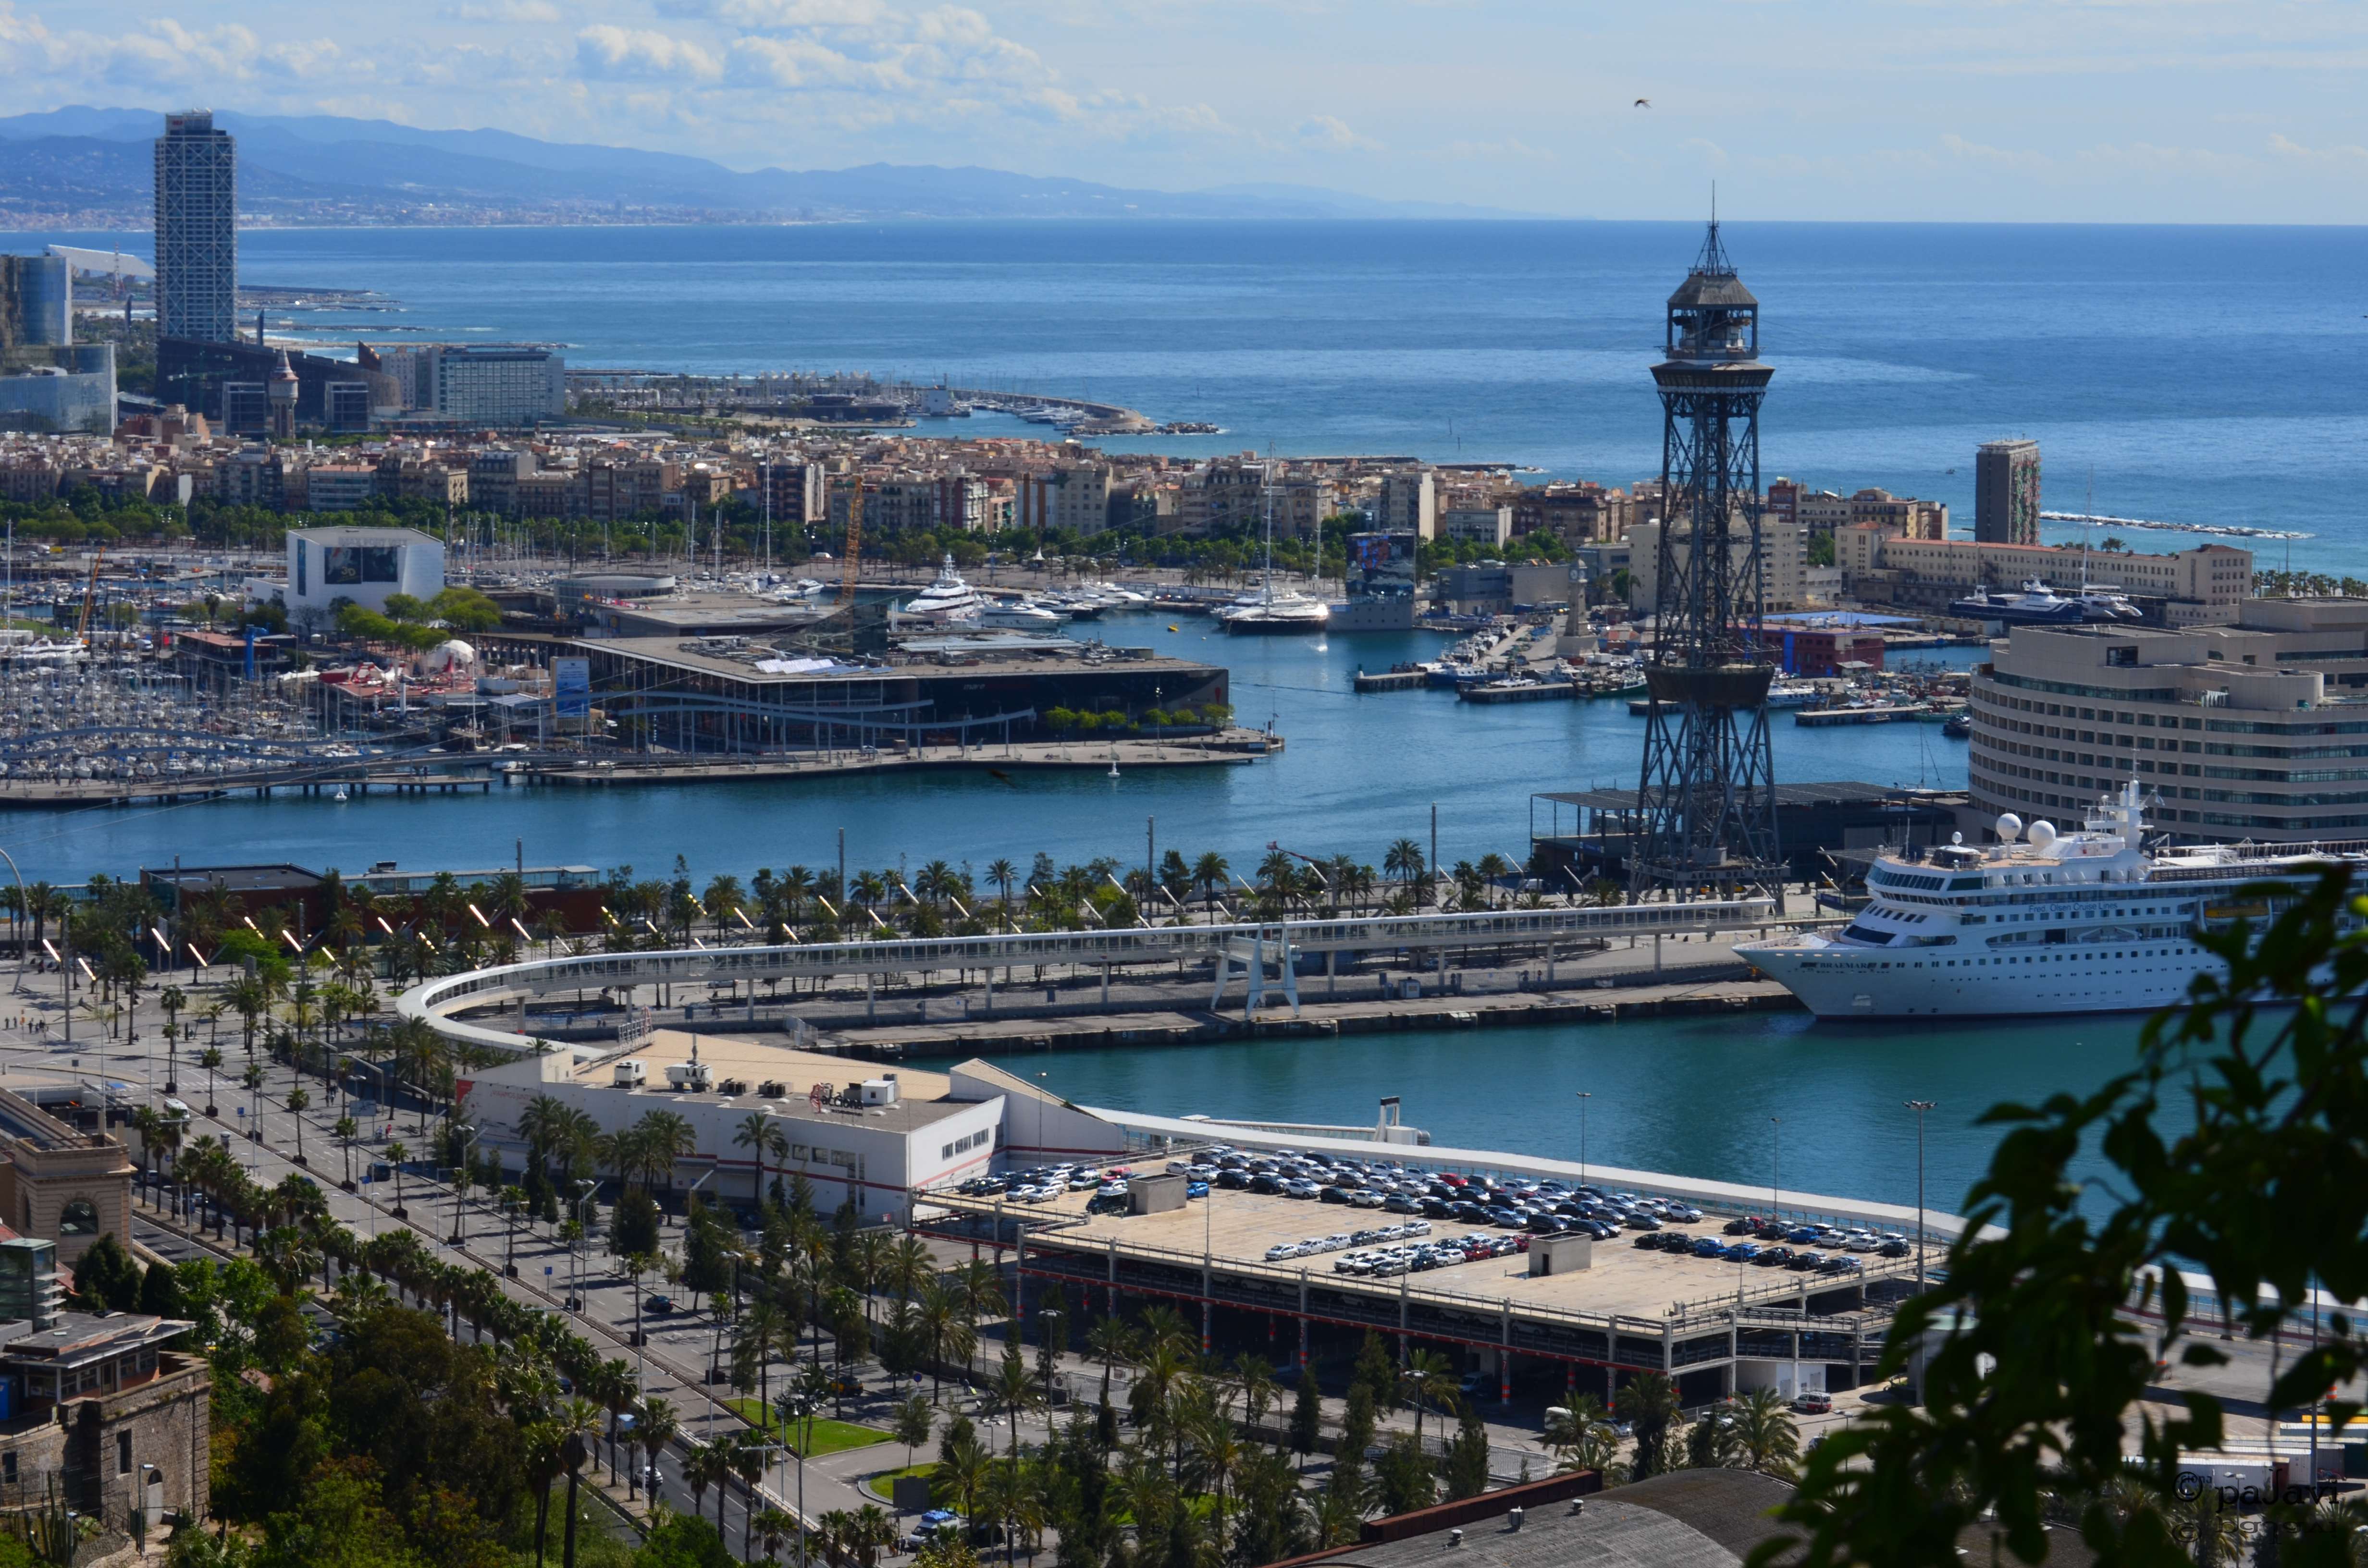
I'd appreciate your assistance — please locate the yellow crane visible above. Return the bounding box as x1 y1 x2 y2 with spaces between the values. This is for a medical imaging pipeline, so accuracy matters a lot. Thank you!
73 548 106 644
836 477 863 607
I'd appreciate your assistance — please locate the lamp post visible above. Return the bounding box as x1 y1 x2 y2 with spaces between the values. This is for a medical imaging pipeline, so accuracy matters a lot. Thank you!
1768 1116 1781 1218
1575 1092 1591 1186
1905 1100 1935 1291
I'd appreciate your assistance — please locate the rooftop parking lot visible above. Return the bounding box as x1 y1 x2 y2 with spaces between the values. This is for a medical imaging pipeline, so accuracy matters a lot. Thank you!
955 1151 1917 1324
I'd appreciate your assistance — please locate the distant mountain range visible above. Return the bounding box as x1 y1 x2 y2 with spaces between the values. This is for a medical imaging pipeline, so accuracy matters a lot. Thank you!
0 106 1527 226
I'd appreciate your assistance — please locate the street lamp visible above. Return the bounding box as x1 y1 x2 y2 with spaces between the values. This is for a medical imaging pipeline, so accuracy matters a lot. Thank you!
1768 1116 1781 1218
1575 1092 1591 1187
1905 1100 1935 1291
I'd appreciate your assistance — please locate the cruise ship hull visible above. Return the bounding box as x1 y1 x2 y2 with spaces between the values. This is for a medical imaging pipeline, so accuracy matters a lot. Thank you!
1738 938 2225 1019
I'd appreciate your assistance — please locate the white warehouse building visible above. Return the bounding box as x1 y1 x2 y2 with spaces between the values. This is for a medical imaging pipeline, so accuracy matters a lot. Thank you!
280 524 446 621
456 1035 1128 1223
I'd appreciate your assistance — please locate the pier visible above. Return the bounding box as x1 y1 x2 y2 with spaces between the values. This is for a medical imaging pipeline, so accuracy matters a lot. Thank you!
516 732 1276 788
1792 704 1930 727
0 761 497 808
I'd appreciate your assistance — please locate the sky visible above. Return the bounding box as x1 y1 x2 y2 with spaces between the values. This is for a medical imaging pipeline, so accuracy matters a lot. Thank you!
1 0 2365 221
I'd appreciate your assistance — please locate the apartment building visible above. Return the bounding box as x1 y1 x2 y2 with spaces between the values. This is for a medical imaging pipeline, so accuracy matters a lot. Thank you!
1627 516 1812 613
1377 469 1437 539
1967 598 2368 841
1514 483 1632 546
1835 529 2250 623
1440 505 1513 546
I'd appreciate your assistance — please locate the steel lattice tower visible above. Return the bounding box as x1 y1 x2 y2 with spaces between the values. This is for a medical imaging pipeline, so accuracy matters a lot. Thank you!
1630 220 1780 899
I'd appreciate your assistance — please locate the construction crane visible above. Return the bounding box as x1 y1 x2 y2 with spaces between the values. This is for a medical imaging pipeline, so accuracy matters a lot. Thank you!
836 478 863 607
73 548 106 644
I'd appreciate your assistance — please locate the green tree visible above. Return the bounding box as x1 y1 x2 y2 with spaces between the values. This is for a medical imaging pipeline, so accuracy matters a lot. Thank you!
1442 1406 1492 1499
1776 866 2368 1568
612 1186 662 1259
895 1393 935 1470
631 1513 736 1568
74 1232 143 1311
1288 1371 1322 1469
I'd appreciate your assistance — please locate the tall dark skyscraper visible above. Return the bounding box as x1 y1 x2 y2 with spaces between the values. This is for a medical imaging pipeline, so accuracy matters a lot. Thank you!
1631 222 1780 899
1975 438 2042 545
154 110 237 343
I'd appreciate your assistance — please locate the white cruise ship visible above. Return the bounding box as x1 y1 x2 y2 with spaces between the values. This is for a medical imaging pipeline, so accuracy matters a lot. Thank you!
1735 778 2361 1019
892 555 984 627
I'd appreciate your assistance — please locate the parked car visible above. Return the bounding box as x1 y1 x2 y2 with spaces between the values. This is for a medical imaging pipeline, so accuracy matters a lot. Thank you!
1792 1392 1834 1415
1692 1237 1727 1258
1754 1247 1794 1268
644 1295 675 1315
1723 1217 1755 1235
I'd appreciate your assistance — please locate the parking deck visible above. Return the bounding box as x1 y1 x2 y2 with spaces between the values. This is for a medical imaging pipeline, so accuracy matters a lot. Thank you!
918 1180 1920 1403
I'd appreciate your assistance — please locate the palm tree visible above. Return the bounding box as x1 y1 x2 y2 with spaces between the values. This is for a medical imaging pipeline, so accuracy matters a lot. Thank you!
934 1423 990 1530
635 1396 680 1500
1192 852 1229 920
1727 1385 1801 1475
990 1347 1038 1456
734 1111 775 1207
1087 1315 1136 1405
1474 852 1510 909
285 1086 311 1165
633 1108 697 1206
199 1047 224 1116
883 1234 932 1305
1383 838 1426 905
753 1507 796 1565
1613 1372 1685 1479
385 1139 410 1216
985 858 1018 920
727 1431 770 1556
1399 1348 1459 1450
703 874 745 941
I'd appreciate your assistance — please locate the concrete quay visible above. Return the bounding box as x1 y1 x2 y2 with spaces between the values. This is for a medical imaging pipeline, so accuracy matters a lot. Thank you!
825 972 1797 1059
519 730 1276 787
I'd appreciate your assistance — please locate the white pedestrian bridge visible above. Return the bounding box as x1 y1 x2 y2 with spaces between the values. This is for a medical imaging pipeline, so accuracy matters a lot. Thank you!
398 895 1782 1057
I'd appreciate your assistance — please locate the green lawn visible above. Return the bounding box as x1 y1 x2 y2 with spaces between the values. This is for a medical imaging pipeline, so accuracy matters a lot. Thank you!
724 1401 892 1458
863 1462 935 1503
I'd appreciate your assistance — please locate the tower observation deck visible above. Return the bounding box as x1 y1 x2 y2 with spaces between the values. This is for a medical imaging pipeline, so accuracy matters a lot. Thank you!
1631 221 1780 898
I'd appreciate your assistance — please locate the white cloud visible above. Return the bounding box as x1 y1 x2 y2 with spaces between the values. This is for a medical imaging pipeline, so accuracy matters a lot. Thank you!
2268 133 2368 166
0 8 347 86
669 0 892 27
576 25 724 81
442 0 559 20
1295 114 1379 152
1680 136 1728 169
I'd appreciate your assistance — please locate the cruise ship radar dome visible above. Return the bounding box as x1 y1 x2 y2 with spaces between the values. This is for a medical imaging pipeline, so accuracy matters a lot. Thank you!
2027 820 2058 851
1996 813 2023 842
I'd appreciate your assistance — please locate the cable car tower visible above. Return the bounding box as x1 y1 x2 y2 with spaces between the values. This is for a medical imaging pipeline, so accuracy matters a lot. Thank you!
1630 219 1781 899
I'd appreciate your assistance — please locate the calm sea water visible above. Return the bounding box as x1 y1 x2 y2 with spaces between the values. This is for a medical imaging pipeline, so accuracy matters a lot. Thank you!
20 218 2365 567
979 1009 2157 1220
0 622 1977 882
6 217 2330 1204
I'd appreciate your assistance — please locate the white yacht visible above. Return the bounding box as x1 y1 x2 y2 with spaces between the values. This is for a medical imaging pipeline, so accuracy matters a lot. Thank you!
1736 778 2361 1019
1219 490 1331 636
1220 588 1331 635
893 556 984 627
975 598 1065 631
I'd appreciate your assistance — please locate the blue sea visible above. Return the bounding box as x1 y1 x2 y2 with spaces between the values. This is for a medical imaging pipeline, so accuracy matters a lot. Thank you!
4 218 2351 1210
23 217 2365 568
